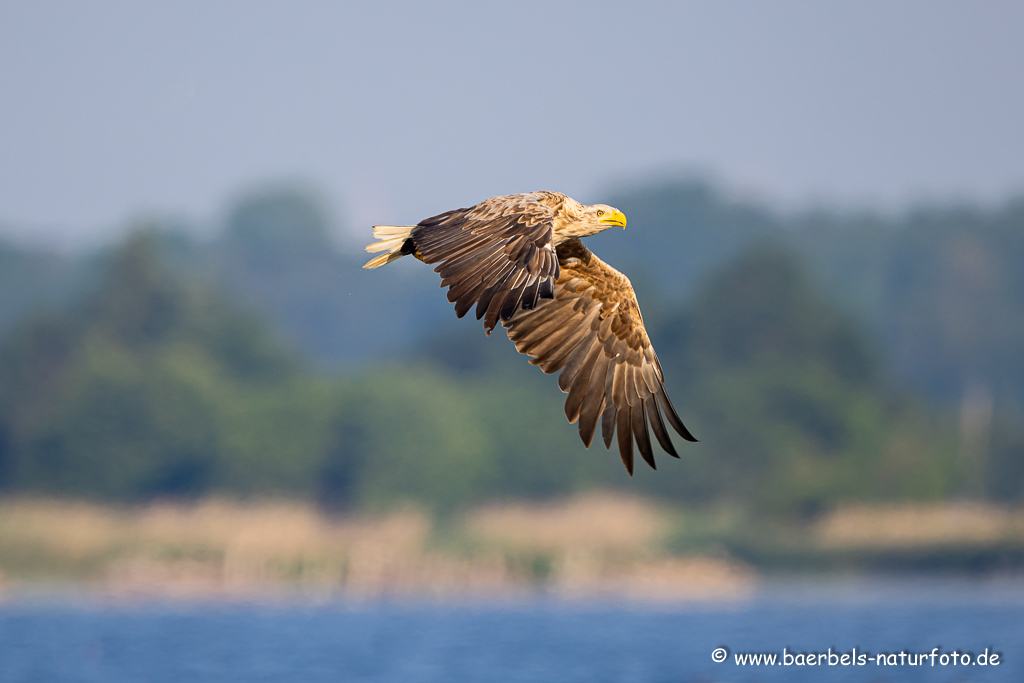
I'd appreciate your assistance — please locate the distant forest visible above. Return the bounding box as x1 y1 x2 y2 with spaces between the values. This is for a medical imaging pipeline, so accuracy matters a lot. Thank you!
1 179 1022 513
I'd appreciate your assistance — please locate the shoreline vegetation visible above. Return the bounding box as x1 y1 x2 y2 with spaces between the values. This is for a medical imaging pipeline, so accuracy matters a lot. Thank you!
5 189 1024 588
2 493 1024 603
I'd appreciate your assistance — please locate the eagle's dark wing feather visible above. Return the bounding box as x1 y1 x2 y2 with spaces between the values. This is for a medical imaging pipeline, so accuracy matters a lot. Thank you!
502 238 697 474
411 195 560 333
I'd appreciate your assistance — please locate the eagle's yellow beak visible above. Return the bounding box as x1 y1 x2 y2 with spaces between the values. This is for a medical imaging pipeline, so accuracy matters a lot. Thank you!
599 209 627 228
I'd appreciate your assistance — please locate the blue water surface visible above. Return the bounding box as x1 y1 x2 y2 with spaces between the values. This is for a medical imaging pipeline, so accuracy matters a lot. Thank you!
0 579 1021 682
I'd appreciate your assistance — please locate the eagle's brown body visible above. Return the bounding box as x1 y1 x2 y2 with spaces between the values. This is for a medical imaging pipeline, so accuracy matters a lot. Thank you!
364 191 696 475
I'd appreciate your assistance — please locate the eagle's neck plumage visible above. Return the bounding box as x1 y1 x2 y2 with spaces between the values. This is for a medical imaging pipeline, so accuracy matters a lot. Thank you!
551 197 607 243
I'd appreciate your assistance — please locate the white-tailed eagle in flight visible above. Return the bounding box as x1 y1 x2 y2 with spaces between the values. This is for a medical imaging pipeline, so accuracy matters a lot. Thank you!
364 191 697 475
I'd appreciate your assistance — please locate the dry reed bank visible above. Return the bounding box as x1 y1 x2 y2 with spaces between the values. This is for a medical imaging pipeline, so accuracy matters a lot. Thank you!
1 494 1023 602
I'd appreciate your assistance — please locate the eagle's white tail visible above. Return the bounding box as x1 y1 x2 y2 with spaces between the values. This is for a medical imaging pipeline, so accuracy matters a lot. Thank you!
363 225 416 269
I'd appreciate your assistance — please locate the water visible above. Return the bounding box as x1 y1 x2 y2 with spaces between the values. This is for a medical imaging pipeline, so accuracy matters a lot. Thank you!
1 580 1022 682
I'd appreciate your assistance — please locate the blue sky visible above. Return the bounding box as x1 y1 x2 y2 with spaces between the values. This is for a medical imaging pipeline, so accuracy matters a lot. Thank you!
2 1 1023 248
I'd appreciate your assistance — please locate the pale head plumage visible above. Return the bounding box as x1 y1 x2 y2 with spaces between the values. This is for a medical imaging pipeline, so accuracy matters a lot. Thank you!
551 198 628 242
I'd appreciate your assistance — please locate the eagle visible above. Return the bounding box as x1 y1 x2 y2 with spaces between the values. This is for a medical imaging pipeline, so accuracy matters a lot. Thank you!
363 191 697 475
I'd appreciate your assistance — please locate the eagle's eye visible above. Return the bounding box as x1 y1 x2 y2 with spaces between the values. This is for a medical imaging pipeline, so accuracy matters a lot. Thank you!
596 210 605 217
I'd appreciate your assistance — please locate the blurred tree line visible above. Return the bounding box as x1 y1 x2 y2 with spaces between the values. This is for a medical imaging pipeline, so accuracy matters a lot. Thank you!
0 180 1022 515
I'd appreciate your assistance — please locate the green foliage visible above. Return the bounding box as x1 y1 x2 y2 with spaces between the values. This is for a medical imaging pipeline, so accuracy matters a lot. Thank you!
0 232 323 500
0 226 967 514
626 242 959 516
985 419 1024 502
0 239 83 342
17 338 220 498
648 366 957 516
0 181 1017 515
213 186 450 365
320 368 495 510
318 362 626 511
224 186 335 270
680 240 877 385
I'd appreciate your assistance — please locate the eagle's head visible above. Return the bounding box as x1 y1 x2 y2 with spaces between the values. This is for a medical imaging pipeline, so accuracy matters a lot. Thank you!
592 204 627 228
566 203 626 238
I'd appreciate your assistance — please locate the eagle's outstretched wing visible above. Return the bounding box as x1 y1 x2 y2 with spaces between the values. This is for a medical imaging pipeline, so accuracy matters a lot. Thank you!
412 193 562 333
502 238 697 475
